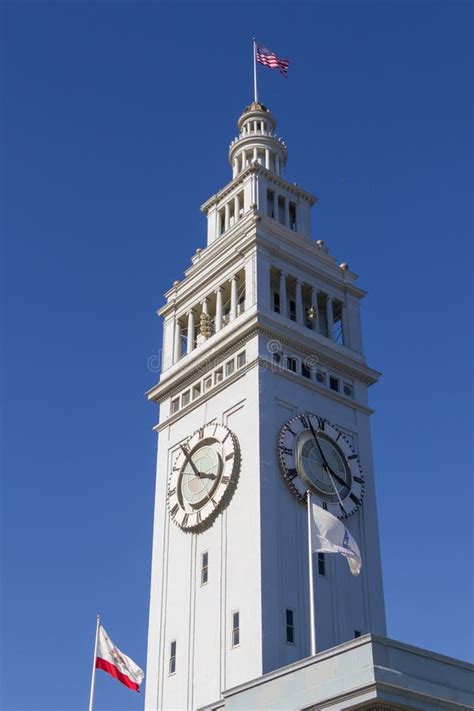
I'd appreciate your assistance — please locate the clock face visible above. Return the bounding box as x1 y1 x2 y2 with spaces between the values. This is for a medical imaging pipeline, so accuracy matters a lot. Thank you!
168 423 240 532
278 412 364 519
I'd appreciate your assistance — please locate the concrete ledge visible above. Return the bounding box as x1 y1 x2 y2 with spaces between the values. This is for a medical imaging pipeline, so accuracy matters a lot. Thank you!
198 635 473 711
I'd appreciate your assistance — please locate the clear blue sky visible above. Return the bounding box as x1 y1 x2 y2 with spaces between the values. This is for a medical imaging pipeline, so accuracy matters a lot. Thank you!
2 2 472 709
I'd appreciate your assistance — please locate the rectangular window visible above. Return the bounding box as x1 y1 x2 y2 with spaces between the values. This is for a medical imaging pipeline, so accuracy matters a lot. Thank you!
171 398 179 414
289 202 297 231
301 363 311 379
192 383 201 399
333 300 344 345
285 357 297 373
204 376 212 391
278 195 285 224
231 611 240 647
201 551 209 585
286 608 295 644
214 368 223 384
329 376 339 392
169 640 176 675
267 189 275 219
225 359 235 377
273 352 281 365
237 351 246 368
318 552 326 576
289 299 296 321
181 390 190 407
273 291 280 314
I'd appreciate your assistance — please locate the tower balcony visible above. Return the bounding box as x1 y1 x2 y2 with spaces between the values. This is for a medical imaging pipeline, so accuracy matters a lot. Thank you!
167 267 247 371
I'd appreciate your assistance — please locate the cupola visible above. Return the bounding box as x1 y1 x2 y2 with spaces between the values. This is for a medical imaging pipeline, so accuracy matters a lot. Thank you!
228 102 288 179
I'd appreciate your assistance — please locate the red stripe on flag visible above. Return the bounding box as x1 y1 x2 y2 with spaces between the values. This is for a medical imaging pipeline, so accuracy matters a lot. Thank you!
96 657 140 692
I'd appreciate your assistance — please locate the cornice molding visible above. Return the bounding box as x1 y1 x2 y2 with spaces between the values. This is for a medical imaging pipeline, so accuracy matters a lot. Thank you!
146 313 380 407
146 318 257 402
159 213 364 318
200 163 316 214
152 355 258 433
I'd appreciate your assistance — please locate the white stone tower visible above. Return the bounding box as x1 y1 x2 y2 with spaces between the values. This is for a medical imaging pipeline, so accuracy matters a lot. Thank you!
144 101 386 711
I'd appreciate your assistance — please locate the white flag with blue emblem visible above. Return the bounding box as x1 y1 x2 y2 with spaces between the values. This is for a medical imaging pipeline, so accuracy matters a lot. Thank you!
310 504 362 575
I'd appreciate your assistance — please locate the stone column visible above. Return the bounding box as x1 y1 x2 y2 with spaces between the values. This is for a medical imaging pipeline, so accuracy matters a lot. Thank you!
230 275 239 321
272 191 277 220
202 298 209 316
224 203 230 232
326 296 334 340
215 288 223 332
174 317 181 361
295 279 304 325
234 194 240 223
253 146 258 163
187 310 195 354
265 148 270 169
275 155 280 176
279 271 287 318
232 159 237 179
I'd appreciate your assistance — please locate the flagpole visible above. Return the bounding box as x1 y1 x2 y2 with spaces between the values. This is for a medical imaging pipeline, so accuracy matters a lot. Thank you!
252 37 258 103
307 491 317 656
88 614 100 711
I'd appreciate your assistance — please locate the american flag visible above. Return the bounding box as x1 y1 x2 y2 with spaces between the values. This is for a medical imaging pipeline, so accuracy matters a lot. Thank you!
256 43 290 77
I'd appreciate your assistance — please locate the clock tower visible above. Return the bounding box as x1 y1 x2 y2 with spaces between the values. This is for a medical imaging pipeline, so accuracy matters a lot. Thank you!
144 101 386 711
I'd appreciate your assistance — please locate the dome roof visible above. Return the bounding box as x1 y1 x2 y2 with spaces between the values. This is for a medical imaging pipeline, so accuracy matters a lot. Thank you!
242 101 269 114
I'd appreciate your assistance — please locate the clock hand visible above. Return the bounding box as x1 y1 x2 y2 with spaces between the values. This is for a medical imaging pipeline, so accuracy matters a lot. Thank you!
306 415 331 470
180 444 202 479
306 414 348 486
180 445 219 508
305 413 347 510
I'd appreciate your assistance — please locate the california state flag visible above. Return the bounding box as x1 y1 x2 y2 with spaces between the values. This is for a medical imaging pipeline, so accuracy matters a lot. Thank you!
96 626 144 692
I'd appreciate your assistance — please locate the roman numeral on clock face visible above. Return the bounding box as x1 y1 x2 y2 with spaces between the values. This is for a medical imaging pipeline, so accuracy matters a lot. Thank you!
221 476 230 485
182 514 189 527
282 446 293 455
225 452 234 460
350 493 361 507
287 468 298 481
170 504 179 518
348 454 357 460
